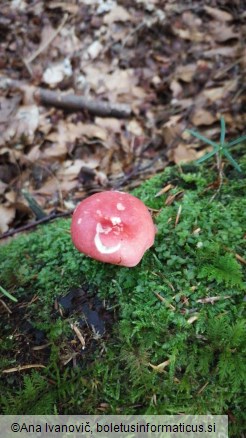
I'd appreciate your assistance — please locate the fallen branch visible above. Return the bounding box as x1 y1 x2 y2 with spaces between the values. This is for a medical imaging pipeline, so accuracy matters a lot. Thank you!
0 211 72 240
0 76 132 118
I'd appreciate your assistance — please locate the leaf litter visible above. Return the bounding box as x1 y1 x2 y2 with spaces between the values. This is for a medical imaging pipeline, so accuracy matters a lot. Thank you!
0 0 245 234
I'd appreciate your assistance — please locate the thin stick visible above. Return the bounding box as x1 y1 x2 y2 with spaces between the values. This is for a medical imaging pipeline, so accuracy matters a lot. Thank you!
0 211 72 240
0 299 12 314
70 323 86 349
175 205 182 226
2 364 45 373
26 13 68 64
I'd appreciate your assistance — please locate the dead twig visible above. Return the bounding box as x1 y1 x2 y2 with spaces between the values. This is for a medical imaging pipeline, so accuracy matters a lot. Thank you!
0 211 72 240
70 323 86 350
0 299 12 314
0 77 132 118
2 364 46 373
25 14 68 65
197 295 231 304
175 204 182 227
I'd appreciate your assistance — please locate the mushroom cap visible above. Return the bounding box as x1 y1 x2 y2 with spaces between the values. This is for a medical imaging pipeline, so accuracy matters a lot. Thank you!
71 191 155 267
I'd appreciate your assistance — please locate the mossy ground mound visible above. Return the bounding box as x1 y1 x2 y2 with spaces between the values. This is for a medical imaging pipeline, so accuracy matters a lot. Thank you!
0 157 245 436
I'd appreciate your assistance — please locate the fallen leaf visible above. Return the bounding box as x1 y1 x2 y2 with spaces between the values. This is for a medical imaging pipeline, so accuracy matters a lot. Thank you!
0 181 8 195
172 143 197 164
57 159 99 181
162 115 183 145
0 205 15 233
209 22 239 42
46 121 108 149
104 69 137 95
95 117 122 133
173 27 203 42
86 40 103 59
26 145 42 162
47 2 79 14
4 105 39 144
170 80 183 98
175 63 197 82
103 5 131 24
0 96 20 123
191 109 216 126
43 58 73 87
203 46 239 58
204 6 233 22
42 142 68 160
127 120 144 136
203 79 237 101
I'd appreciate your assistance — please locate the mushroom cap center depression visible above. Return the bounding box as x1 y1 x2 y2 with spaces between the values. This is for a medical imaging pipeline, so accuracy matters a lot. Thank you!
94 217 124 254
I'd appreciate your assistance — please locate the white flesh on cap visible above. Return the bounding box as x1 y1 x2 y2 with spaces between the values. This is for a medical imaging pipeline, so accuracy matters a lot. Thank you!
94 223 121 254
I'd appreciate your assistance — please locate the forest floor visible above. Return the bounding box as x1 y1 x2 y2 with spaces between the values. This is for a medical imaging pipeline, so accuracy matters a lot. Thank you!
0 2 245 436
0 0 245 236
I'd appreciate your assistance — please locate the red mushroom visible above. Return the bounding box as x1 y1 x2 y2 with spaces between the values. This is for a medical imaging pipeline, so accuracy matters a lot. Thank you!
71 191 155 267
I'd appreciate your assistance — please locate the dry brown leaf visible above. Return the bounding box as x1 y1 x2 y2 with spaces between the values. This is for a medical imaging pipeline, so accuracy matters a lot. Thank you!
58 180 79 192
34 178 59 196
172 144 197 164
171 97 193 110
127 120 144 136
173 27 203 42
0 96 20 123
26 145 42 162
46 121 108 150
203 79 237 102
204 6 233 22
4 190 17 203
191 109 216 126
43 59 72 87
162 115 182 146
95 117 122 133
0 181 8 195
104 69 137 95
203 45 239 58
103 5 131 24
42 142 68 160
47 2 79 13
175 63 197 82
209 23 238 42
86 40 103 60
3 105 39 144
57 159 99 181
132 86 147 100
170 80 183 98
0 205 15 233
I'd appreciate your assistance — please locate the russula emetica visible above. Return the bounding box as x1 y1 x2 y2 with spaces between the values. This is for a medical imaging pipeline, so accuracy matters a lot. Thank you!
71 191 155 267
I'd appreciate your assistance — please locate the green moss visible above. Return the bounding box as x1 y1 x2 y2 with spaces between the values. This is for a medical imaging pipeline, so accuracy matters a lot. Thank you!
0 160 245 436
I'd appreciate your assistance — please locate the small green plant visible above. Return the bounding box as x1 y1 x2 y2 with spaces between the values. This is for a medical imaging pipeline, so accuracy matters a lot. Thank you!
0 285 18 302
187 116 246 172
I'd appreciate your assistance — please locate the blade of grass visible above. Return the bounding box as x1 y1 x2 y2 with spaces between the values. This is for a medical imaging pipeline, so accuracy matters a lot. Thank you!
186 129 219 149
227 135 246 148
220 117 226 146
0 285 18 302
196 149 218 164
222 149 242 172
